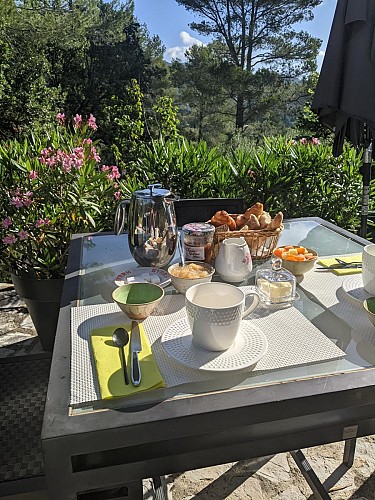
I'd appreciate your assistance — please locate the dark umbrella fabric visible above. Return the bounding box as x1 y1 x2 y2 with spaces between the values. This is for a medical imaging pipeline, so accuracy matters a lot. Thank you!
311 0 375 157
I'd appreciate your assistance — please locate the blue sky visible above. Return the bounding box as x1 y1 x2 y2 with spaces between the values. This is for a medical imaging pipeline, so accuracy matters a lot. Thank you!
134 0 337 66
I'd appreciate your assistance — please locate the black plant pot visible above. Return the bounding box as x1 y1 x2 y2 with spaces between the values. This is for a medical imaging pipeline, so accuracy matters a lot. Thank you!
11 274 64 352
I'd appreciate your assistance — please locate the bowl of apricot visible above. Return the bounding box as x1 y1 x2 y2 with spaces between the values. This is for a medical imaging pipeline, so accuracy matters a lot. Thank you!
273 245 318 276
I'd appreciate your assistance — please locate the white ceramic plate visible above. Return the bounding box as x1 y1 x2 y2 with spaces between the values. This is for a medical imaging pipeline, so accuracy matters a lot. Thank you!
161 317 268 372
342 274 371 303
115 268 171 288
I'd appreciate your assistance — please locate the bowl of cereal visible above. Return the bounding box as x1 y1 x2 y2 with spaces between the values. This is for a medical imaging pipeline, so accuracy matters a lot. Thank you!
167 261 215 295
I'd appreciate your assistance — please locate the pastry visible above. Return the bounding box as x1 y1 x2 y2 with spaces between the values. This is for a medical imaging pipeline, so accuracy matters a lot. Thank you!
244 202 263 219
247 213 261 229
267 211 283 230
259 212 272 229
210 210 237 230
235 213 248 230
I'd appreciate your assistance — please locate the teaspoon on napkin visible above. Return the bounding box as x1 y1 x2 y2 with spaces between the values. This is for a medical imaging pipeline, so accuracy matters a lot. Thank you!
112 328 130 385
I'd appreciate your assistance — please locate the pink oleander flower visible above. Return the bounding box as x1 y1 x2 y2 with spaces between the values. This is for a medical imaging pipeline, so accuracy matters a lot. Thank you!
73 147 84 159
2 217 12 229
11 196 24 208
18 230 29 241
300 138 308 145
103 165 121 181
56 112 66 125
45 156 57 168
10 189 33 208
35 218 51 228
87 114 98 131
29 170 38 180
3 234 16 245
39 147 56 166
114 190 122 200
23 192 33 207
311 137 320 145
74 114 83 128
88 145 101 162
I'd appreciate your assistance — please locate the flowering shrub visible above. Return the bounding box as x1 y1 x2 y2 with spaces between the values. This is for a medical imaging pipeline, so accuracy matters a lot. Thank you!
0 114 129 279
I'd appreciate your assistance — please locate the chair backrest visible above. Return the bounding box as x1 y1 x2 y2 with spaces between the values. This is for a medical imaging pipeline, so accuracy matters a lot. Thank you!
175 198 244 227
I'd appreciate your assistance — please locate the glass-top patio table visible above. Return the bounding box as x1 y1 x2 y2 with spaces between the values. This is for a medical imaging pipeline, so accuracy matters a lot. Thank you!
41 217 375 499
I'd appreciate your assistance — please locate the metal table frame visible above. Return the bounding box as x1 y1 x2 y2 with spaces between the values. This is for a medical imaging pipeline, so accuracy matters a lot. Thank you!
41 217 375 499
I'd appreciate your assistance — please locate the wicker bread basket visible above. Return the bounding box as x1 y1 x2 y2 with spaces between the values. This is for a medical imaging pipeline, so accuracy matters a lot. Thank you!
212 216 283 260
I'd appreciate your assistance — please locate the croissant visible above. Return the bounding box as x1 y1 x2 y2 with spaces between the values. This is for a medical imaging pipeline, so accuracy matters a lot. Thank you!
235 213 248 230
247 213 261 230
259 211 272 229
244 202 263 219
266 211 283 230
210 210 236 230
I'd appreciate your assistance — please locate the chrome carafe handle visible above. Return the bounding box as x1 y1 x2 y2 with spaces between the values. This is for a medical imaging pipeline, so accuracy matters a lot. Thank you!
114 199 130 235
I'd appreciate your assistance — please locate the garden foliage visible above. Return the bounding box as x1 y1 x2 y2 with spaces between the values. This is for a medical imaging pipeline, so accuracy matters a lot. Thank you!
0 114 129 279
127 135 365 235
0 119 370 282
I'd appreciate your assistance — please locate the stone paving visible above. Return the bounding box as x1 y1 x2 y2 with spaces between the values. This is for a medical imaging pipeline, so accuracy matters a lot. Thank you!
1 283 375 499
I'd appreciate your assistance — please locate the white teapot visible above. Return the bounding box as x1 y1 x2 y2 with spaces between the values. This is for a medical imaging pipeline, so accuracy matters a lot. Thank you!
215 237 252 282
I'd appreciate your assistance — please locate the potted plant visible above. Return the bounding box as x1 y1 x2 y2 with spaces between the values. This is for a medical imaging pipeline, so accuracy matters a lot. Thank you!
0 113 128 350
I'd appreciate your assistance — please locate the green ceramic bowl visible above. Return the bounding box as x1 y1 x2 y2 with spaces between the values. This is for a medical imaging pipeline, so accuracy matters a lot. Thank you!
112 282 164 320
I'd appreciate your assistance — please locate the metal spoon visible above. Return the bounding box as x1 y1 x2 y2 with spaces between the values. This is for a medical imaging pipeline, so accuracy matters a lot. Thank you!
112 327 130 385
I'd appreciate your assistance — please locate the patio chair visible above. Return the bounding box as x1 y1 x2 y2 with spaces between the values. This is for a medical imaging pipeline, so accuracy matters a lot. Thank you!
0 350 51 498
174 198 244 226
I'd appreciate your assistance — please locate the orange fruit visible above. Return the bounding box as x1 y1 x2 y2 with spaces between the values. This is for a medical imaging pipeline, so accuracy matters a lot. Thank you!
285 254 300 261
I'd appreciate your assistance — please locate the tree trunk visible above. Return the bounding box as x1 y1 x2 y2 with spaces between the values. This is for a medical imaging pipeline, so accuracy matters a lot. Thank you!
198 105 204 141
236 94 245 129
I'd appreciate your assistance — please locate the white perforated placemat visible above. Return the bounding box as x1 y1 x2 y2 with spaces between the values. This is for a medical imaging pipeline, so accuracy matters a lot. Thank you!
70 286 345 406
298 257 375 345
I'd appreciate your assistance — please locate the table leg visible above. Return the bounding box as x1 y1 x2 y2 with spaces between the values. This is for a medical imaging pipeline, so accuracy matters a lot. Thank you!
343 437 356 468
291 449 331 500
152 476 169 500
291 438 357 500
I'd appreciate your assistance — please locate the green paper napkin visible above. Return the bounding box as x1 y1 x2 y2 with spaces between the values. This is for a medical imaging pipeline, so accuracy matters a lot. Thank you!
317 254 362 275
91 323 165 399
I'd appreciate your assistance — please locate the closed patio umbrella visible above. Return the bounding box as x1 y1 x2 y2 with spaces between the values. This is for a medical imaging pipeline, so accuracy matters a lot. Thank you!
311 0 375 237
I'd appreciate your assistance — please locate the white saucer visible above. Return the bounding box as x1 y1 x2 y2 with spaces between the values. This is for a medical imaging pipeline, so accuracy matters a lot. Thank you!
342 274 372 303
115 268 171 288
161 317 268 372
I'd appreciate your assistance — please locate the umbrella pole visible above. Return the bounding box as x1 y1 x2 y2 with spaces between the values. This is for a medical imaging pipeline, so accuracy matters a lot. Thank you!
359 141 373 238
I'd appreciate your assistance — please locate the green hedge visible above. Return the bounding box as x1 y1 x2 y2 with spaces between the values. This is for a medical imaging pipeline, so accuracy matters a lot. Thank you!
128 136 367 235
0 133 370 285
